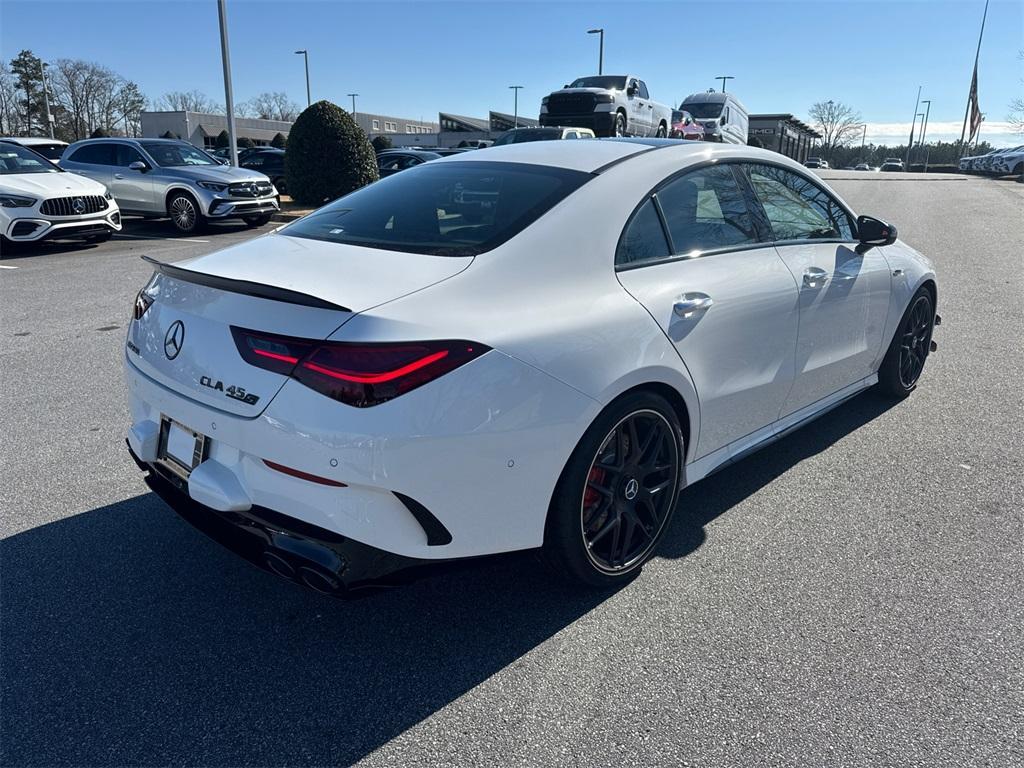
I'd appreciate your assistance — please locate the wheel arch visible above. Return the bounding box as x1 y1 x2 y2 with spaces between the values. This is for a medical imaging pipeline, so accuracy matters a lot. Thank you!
164 185 201 215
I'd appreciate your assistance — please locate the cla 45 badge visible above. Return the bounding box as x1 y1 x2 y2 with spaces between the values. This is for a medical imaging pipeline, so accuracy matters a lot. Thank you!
199 375 260 405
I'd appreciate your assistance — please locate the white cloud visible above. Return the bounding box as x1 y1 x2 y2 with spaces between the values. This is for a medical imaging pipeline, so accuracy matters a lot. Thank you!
858 120 1021 148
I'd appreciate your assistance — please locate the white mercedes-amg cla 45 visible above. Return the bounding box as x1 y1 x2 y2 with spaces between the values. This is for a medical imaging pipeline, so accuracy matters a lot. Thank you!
125 139 939 594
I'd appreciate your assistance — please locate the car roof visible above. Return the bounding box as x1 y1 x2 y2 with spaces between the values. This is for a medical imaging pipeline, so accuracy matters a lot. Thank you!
438 137 753 174
0 136 68 146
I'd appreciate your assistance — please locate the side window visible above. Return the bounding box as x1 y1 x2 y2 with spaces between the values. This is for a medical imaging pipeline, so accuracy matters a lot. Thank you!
656 164 760 254
115 145 145 167
746 164 854 241
616 198 670 266
638 81 650 99
69 143 114 165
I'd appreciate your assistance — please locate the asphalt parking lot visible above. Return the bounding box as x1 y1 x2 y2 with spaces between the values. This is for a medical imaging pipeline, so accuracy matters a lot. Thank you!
2 175 1023 767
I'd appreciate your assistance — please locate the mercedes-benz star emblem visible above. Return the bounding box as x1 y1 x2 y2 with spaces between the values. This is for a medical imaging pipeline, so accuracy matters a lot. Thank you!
72 197 86 214
624 478 639 501
164 320 185 360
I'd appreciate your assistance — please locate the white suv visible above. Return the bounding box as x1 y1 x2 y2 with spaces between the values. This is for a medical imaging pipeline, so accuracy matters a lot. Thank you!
1 140 121 249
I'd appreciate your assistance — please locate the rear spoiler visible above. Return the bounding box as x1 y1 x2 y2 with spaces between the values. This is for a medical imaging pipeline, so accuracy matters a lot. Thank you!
141 255 351 313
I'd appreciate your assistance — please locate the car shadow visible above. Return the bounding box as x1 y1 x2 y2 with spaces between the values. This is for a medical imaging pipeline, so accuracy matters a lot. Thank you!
0 389 897 766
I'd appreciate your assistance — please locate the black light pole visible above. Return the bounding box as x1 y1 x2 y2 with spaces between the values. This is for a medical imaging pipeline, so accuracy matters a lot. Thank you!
218 0 238 166
860 123 867 163
587 29 604 75
919 100 932 172
905 85 921 169
295 50 310 107
715 75 734 93
509 85 523 128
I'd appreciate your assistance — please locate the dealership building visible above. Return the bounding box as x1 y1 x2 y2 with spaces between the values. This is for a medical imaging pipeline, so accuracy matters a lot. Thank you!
747 114 821 163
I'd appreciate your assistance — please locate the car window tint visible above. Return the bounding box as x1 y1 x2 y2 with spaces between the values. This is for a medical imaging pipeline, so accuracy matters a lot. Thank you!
70 143 114 165
656 165 759 254
639 81 650 99
746 164 854 241
115 145 145 167
616 198 670 266
283 161 590 257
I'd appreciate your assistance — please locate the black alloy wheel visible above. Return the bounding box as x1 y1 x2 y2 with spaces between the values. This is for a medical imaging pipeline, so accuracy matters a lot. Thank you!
581 410 679 573
878 286 935 397
544 391 683 587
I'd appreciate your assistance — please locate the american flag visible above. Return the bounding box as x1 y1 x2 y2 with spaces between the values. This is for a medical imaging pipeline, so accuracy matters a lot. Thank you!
967 66 983 143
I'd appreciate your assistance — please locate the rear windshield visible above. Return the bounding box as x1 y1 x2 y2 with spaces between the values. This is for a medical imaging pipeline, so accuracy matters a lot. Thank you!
28 143 66 160
281 161 591 257
0 142 60 174
494 129 562 146
568 76 627 90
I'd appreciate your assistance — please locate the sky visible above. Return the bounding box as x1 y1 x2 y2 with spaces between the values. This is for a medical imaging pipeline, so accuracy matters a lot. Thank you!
1 0 1021 146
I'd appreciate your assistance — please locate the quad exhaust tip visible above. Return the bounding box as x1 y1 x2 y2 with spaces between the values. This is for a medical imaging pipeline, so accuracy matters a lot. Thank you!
262 548 344 595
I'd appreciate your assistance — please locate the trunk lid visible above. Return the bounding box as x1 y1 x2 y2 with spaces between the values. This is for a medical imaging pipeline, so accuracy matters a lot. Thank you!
128 233 472 417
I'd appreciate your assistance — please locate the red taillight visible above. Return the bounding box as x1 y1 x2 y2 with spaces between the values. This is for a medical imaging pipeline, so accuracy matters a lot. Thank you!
231 327 489 407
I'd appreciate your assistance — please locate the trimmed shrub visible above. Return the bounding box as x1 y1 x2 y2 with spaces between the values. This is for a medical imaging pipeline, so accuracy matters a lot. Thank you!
371 135 392 152
237 136 255 149
271 132 287 149
90 127 109 138
160 130 178 139
285 100 379 206
215 129 230 148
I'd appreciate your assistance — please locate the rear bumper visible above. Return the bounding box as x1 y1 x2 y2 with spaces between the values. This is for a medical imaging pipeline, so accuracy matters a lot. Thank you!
129 443 432 594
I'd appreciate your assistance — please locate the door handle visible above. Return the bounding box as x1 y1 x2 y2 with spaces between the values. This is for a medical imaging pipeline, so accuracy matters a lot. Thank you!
673 293 713 318
114 173 124 179
802 267 829 288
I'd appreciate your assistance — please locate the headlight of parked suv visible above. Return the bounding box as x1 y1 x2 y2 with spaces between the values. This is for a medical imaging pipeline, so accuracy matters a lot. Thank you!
197 181 229 192
0 194 37 208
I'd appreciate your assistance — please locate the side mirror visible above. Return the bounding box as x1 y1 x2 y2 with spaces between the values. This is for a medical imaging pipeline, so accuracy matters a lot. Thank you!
128 160 148 172
857 215 897 246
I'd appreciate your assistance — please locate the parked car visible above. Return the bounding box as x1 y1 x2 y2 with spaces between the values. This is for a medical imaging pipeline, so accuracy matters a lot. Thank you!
854 163 871 171
61 138 278 234
124 139 938 593
428 148 475 156
804 157 830 169
376 149 442 177
0 139 121 248
540 75 672 137
240 148 286 194
493 126 596 145
0 136 69 162
990 145 1024 176
880 161 904 172
669 110 704 141
679 91 749 144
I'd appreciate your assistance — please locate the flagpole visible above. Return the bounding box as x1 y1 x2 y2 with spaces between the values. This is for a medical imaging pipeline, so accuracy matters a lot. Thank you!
958 0 989 155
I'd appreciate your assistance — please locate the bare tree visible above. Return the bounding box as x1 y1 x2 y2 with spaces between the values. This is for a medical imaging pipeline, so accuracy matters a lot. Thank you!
0 63 20 134
1009 50 1024 133
809 100 863 159
155 89 222 114
246 91 300 122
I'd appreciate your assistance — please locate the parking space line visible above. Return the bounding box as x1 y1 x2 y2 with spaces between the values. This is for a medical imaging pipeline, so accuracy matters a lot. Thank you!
113 234 210 243
0 264 18 269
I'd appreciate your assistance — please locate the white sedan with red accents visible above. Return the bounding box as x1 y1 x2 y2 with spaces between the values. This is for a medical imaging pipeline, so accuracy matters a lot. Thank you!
125 139 938 594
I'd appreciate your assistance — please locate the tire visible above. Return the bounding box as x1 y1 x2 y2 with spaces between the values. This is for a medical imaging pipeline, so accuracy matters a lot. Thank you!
877 286 935 398
655 122 667 138
273 176 287 195
167 191 205 234
613 112 627 137
243 213 273 227
543 391 684 587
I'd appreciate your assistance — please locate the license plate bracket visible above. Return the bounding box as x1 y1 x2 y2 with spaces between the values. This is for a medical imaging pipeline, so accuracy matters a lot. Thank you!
158 417 207 479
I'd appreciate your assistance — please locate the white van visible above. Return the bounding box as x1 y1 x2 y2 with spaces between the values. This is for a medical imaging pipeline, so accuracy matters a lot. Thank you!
679 91 749 145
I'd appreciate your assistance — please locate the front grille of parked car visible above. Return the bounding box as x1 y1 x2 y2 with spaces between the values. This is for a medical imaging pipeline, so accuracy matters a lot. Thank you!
40 195 108 217
228 181 275 198
546 93 597 115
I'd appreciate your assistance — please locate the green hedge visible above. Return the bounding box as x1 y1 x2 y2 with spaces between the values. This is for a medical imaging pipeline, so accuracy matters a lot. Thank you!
285 100 379 206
